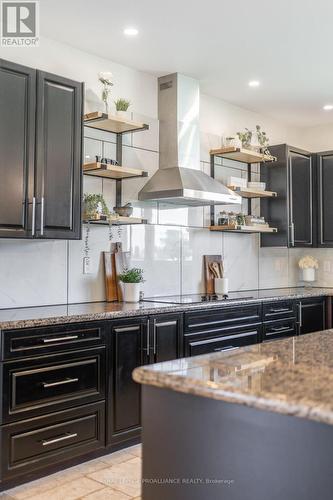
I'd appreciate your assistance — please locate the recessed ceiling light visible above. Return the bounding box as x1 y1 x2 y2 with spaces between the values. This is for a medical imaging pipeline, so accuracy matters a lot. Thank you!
323 104 333 111
248 80 260 87
123 27 138 36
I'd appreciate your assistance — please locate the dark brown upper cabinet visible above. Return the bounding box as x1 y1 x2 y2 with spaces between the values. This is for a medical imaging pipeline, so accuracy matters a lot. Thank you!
316 150 333 247
0 59 83 240
261 144 315 248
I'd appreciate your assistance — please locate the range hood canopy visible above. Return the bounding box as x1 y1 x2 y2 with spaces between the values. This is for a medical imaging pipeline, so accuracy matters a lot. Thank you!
138 73 241 207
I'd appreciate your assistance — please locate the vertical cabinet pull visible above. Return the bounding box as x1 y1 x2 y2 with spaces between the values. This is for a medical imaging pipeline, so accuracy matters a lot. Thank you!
290 222 295 246
146 319 150 355
40 196 45 236
31 197 36 236
153 319 157 355
298 302 303 329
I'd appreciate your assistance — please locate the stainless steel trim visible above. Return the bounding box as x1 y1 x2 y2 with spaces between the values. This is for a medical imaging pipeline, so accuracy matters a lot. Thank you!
31 197 36 236
290 222 295 246
40 197 45 236
153 319 157 355
114 326 140 333
42 377 79 388
42 433 78 446
42 335 79 343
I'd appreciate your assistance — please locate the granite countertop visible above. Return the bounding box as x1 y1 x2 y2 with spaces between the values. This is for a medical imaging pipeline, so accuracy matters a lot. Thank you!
0 287 331 330
133 330 333 426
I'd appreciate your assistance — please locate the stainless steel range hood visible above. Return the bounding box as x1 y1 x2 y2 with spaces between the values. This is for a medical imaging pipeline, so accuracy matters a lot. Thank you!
138 73 241 206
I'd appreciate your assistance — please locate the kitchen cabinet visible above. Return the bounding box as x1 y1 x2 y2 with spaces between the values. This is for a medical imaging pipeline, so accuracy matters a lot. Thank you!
261 144 314 247
109 313 183 447
316 150 333 246
297 297 325 335
0 59 83 240
0 59 35 238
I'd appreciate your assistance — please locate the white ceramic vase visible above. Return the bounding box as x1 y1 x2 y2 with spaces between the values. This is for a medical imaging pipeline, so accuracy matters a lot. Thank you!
302 267 315 283
116 110 130 120
122 282 141 303
215 278 229 295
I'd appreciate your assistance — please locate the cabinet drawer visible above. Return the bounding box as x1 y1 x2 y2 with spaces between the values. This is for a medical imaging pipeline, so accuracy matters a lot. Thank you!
2 322 106 360
1 402 105 481
2 347 105 423
185 325 261 357
185 304 262 333
263 301 296 321
262 319 296 342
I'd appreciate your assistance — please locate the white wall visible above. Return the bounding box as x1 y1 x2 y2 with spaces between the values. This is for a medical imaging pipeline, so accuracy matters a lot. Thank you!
0 37 330 308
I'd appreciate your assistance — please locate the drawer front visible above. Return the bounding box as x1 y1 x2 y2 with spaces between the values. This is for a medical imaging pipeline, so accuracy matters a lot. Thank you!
262 319 296 342
2 348 105 423
1 402 105 481
185 325 261 357
263 301 296 321
185 304 262 333
2 322 106 360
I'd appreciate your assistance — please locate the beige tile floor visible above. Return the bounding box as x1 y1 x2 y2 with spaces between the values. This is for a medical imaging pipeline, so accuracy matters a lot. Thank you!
1 445 142 500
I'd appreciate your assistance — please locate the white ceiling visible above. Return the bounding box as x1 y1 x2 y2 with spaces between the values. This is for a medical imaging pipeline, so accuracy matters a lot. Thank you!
41 0 333 127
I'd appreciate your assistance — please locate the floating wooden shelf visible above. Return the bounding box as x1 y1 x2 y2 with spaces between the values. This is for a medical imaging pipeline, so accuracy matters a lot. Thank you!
227 186 277 198
84 216 147 226
209 225 277 234
84 112 149 134
210 147 276 164
83 162 148 180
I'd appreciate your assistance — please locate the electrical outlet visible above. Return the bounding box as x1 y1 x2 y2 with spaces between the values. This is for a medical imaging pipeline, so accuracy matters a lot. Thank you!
83 256 91 274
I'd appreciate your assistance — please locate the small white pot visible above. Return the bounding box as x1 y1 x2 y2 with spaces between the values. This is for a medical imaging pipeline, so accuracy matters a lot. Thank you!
302 267 316 282
116 110 130 119
215 278 229 295
122 282 141 303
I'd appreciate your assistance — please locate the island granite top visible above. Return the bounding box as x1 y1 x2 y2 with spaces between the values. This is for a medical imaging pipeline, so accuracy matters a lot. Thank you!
0 287 331 330
133 330 333 426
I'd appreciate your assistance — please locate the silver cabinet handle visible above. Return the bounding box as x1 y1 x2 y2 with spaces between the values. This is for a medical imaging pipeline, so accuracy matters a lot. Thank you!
153 319 157 355
42 377 78 388
40 197 45 236
290 222 295 246
42 335 79 343
214 346 239 352
42 432 78 446
114 326 140 333
146 319 150 354
269 326 291 333
269 308 290 313
155 321 177 328
31 197 36 236
298 302 303 328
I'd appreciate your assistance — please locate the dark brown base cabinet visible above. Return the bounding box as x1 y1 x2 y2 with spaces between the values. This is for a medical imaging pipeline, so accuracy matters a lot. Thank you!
0 59 83 240
0 301 327 490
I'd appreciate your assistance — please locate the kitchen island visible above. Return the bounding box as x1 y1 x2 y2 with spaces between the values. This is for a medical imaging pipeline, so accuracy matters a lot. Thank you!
134 331 333 500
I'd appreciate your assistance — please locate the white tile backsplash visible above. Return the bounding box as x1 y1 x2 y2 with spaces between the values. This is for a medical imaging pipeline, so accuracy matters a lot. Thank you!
223 233 259 291
259 247 289 289
0 239 67 309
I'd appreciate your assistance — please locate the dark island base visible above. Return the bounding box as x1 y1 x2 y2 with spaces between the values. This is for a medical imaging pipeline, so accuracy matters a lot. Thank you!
141 386 333 500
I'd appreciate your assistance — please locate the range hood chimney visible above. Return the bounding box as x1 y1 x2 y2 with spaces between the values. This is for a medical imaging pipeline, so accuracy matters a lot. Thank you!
138 73 241 206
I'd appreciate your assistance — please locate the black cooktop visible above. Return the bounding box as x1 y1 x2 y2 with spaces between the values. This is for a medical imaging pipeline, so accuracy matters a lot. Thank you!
143 293 254 305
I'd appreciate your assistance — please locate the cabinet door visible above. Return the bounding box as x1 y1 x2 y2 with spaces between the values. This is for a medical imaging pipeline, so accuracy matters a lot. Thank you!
289 151 313 247
299 299 325 335
317 152 333 246
35 71 83 239
150 313 183 363
0 59 35 238
111 319 148 445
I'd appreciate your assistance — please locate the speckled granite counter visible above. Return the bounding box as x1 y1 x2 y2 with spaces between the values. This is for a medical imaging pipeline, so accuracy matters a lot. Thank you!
134 330 333 426
0 287 331 330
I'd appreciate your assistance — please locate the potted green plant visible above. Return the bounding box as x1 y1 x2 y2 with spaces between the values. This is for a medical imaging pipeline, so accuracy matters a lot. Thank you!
118 267 144 303
114 98 131 119
236 128 252 149
83 193 110 221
